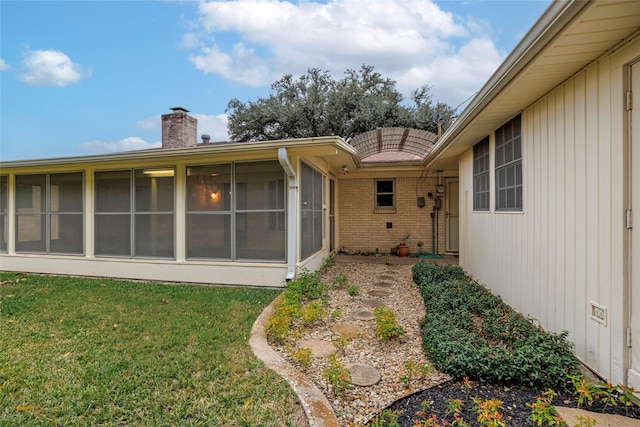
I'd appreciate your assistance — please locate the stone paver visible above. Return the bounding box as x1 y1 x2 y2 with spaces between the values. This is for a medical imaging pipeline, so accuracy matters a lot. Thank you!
299 339 337 358
331 323 364 338
373 281 393 288
362 298 385 308
351 309 375 320
367 289 391 297
347 363 381 386
378 275 395 281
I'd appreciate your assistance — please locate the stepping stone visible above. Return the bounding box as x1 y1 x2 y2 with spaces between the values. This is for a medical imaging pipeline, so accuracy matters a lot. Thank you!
373 281 393 288
378 275 394 281
331 323 364 338
298 339 336 358
350 309 375 321
362 298 385 308
347 363 381 386
368 289 391 297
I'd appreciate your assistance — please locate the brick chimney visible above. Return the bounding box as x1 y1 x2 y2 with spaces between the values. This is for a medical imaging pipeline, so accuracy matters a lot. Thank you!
161 107 197 149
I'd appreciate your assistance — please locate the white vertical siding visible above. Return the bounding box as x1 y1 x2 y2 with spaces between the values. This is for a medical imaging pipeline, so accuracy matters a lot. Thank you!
459 50 631 383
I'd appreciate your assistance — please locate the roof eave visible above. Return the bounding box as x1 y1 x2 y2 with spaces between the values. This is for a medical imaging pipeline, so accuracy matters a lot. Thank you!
0 136 358 169
423 0 591 170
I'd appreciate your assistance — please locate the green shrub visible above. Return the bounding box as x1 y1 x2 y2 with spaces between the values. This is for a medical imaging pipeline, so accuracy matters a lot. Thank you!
347 285 359 297
265 271 330 342
412 262 580 390
374 306 404 340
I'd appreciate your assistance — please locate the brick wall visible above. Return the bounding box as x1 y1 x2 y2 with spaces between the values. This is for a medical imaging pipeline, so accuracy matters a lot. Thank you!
337 174 449 255
161 109 197 149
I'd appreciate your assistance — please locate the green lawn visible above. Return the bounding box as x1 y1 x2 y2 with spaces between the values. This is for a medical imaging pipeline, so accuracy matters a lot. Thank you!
0 272 303 426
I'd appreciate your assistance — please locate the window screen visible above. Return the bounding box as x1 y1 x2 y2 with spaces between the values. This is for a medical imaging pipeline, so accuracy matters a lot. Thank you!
0 176 8 252
95 169 174 258
473 137 490 211
495 115 522 211
300 162 323 260
15 172 84 254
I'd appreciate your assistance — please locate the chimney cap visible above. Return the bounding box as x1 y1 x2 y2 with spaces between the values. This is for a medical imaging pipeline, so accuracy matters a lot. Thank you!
170 107 190 113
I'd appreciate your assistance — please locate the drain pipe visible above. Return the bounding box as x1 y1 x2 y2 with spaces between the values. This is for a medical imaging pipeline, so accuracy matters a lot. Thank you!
278 148 297 281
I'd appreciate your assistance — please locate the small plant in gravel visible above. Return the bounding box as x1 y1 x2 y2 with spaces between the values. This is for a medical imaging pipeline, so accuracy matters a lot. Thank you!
527 389 565 426
472 397 506 427
322 354 352 395
347 285 360 297
333 272 349 287
300 300 325 324
332 335 352 353
399 359 433 385
330 308 343 319
374 306 405 340
265 270 330 343
369 409 401 427
321 250 337 272
290 347 313 369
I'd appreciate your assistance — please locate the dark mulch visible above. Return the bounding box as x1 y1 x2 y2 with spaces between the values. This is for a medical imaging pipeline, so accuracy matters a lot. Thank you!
379 379 640 426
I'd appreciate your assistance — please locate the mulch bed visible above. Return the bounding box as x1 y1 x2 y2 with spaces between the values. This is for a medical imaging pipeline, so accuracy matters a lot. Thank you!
382 379 640 426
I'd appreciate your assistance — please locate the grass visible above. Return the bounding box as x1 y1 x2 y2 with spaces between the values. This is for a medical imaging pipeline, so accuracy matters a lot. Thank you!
0 272 303 426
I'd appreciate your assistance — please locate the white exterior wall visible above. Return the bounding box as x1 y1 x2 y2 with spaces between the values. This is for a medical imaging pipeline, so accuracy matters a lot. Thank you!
459 38 639 383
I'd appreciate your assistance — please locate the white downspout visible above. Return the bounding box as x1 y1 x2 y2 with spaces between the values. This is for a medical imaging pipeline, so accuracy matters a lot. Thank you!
278 148 297 281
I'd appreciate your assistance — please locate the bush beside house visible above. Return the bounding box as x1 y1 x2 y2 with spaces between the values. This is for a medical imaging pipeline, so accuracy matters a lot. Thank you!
413 262 581 391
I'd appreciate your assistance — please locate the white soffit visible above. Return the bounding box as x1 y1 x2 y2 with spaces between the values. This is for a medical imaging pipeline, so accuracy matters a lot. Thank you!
426 0 640 169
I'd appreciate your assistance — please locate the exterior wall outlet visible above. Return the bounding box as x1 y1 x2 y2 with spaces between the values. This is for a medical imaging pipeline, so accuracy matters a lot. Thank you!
590 302 607 326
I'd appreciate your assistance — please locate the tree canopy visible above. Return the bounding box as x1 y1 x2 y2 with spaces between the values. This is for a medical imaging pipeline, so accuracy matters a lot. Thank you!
226 65 456 142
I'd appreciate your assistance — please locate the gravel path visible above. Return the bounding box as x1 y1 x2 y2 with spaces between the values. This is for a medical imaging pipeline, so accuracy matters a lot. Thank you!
271 261 450 425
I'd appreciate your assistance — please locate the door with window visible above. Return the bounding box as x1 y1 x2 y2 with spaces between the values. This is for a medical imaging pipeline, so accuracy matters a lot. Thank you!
445 178 459 252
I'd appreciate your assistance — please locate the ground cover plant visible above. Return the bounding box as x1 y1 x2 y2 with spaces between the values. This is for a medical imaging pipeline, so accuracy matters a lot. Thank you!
372 262 640 426
0 272 303 426
412 262 580 391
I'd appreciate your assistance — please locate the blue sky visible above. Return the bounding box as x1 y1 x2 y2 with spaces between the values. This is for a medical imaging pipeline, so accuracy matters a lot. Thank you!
0 0 551 161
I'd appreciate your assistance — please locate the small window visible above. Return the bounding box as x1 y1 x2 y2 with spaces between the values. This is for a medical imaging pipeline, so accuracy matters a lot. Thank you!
473 137 490 211
375 179 394 208
495 114 522 211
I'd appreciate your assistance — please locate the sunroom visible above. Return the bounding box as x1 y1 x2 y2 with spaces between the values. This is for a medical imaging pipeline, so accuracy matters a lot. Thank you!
0 134 359 287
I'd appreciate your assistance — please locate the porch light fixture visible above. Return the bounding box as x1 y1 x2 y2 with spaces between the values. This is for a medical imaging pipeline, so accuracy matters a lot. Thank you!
210 184 219 200
342 165 348 174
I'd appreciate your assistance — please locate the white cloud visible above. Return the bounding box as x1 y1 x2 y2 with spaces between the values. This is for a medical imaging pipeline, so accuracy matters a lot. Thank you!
187 0 500 106
136 115 160 130
190 43 271 86
19 49 90 87
0 59 9 71
78 137 160 154
192 113 230 141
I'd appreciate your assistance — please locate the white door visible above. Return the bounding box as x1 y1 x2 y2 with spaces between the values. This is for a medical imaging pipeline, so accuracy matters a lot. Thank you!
445 179 459 252
629 61 640 387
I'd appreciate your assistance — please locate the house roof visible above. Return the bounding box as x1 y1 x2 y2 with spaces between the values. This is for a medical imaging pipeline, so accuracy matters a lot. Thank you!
0 136 362 174
350 127 437 165
425 0 640 170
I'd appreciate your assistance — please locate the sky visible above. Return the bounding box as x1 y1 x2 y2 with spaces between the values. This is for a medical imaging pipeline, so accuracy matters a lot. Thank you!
0 0 551 162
